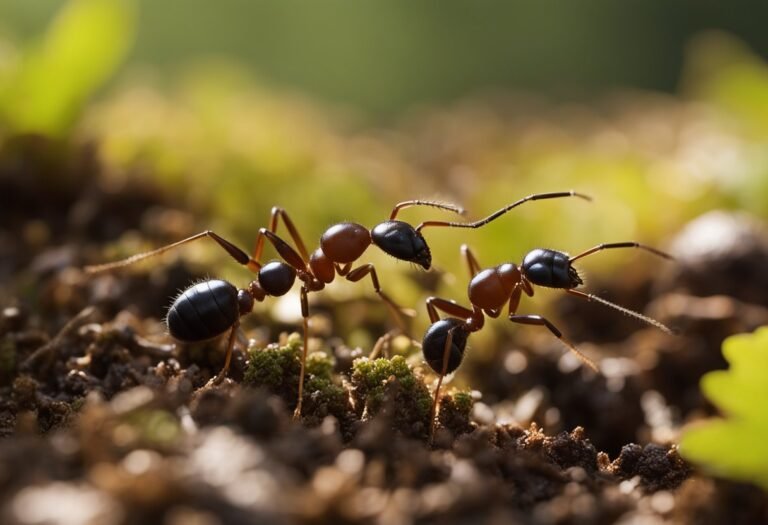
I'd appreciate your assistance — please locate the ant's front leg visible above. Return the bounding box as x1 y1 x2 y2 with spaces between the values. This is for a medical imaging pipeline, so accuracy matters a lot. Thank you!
252 207 311 265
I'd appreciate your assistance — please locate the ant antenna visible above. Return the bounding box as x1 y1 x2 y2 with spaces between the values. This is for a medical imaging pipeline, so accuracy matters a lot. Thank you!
569 242 674 264
566 289 674 335
390 200 466 220
416 191 592 231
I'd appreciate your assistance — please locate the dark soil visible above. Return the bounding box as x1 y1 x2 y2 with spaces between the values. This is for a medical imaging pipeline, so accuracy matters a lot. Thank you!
1 136 767 524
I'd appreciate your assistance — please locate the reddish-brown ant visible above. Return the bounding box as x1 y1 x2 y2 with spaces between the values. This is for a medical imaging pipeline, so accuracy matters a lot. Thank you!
422 241 674 442
85 191 590 418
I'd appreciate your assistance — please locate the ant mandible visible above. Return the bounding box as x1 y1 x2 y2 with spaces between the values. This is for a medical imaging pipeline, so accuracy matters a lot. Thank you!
85 191 590 419
421 241 674 442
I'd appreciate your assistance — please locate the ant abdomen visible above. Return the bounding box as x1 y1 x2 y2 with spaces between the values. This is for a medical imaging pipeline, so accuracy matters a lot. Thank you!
167 280 240 343
422 318 469 375
522 248 582 289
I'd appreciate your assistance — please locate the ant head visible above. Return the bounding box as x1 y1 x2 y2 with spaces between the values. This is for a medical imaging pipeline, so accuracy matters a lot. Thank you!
522 248 583 289
422 318 469 375
371 220 431 269
258 260 297 296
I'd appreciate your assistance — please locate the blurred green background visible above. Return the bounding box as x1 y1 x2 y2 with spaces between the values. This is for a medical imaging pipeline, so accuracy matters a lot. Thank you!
3 0 768 117
2 0 768 348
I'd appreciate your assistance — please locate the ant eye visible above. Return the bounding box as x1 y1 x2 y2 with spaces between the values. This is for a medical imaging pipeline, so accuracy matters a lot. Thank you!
371 220 431 269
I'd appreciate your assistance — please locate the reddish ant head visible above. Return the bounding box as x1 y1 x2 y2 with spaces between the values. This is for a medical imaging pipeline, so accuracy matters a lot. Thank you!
422 318 469 374
258 260 297 296
371 221 431 269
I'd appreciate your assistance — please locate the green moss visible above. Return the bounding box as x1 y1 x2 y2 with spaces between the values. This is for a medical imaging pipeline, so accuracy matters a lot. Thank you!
351 356 432 437
452 390 474 418
243 334 350 422
306 350 335 379
243 337 302 394
437 389 475 437
303 375 348 419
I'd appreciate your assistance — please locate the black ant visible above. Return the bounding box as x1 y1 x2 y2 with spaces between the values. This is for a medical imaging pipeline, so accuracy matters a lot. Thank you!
422 241 674 442
85 191 589 418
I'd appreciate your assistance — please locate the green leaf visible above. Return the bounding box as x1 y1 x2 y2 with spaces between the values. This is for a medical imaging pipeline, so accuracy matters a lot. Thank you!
0 0 135 136
680 326 768 489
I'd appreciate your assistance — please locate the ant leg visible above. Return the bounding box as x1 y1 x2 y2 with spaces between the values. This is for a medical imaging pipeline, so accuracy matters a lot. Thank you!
213 320 240 384
254 229 309 274
429 325 456 445
253 207 311 264
508 314 598 372
370 329 422 359
294 286 310 420
460 244 482 278
507 285 523 315
390 200 466 220
416 191 591 231
370 330 394 359
568 242 673 264
335 262 353 276
565 289 674 334
345 264 414 332
85 231 261 273
425 296 475 323
485 308 502 319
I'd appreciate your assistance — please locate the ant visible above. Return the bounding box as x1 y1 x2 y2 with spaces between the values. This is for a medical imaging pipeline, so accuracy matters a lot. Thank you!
421 241 674 442
85 191 590 419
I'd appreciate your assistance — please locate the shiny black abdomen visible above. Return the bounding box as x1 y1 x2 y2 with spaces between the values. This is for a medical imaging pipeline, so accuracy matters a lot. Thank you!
422 318 469 374
522 248 582 288
167 279 239 342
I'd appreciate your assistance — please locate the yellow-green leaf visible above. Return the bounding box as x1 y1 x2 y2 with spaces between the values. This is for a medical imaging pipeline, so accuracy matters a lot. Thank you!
0 0 135 136
680 327 768 490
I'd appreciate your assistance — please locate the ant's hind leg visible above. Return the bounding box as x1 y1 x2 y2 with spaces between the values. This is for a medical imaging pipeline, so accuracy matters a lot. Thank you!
212 320 240 385
294 286 311 420
429 326 456 446
508 314 598 372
